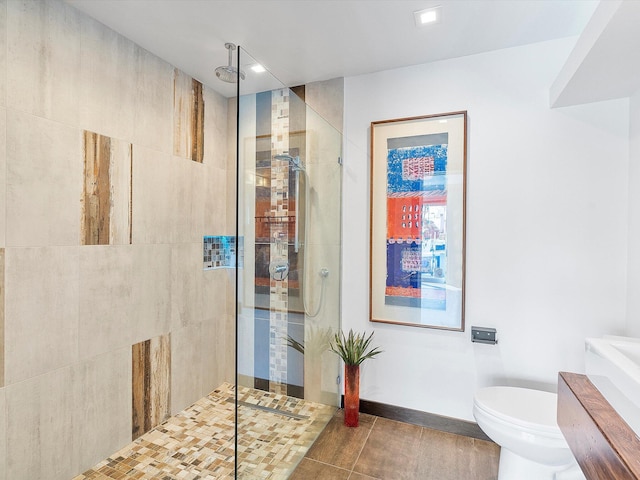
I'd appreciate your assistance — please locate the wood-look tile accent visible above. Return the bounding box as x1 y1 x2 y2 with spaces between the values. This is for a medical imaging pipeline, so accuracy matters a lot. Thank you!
82 131 111 245
0 248 4 387
173 69 204 163
81 131 132 245
191 79 204 163
558 371 640 480
132 334 171 440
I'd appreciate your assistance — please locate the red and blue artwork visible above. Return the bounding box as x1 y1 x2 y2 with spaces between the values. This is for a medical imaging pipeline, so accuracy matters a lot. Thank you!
385 133 448 310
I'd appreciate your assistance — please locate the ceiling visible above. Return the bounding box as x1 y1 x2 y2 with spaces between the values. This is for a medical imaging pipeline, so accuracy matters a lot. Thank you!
66 0 600 98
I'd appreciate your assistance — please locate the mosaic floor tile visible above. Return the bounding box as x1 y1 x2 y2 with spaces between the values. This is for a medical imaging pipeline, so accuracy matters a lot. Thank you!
74 383 336 480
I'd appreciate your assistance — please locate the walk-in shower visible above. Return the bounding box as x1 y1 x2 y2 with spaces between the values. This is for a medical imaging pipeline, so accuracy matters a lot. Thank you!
234 45 343 478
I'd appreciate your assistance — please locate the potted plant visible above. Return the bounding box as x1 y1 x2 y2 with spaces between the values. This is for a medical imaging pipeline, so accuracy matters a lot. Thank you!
329 329 382 427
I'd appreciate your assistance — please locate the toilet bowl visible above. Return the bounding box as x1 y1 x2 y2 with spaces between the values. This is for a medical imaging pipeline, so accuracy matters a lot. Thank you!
473 386 585 480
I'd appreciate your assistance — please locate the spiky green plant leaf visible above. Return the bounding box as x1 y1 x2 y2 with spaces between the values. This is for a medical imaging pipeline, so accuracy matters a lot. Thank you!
329 329 383 366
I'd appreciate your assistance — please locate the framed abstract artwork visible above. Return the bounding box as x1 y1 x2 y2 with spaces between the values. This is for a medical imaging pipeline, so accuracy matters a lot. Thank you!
369 111 467 330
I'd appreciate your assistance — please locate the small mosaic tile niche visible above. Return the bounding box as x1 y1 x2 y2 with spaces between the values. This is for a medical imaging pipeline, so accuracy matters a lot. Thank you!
203 235 243 270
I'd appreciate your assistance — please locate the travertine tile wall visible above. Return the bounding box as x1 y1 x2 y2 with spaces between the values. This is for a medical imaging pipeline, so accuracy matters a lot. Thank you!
0 1 234 479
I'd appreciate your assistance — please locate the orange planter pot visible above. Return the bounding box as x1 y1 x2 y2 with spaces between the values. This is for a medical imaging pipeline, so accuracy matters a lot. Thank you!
344 364 360 427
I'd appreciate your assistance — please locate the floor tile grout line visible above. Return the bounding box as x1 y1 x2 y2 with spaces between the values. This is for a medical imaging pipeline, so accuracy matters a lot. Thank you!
303 457 353 474
347 415 377 478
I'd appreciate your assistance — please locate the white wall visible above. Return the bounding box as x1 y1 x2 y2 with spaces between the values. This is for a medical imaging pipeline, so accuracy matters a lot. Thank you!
628 89 640 336
343 38 630 421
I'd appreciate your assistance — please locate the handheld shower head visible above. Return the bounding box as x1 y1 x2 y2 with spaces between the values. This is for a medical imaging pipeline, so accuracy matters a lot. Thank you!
215 43 245 83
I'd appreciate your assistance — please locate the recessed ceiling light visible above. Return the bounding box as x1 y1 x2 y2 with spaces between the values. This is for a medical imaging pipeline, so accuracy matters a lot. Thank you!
414 6 441 26
250 64 266 73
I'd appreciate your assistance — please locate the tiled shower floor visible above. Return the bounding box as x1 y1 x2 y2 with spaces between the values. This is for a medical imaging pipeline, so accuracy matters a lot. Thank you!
74 383 336 480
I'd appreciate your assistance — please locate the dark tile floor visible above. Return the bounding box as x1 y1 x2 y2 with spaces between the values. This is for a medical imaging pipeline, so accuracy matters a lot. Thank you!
289 410 500 480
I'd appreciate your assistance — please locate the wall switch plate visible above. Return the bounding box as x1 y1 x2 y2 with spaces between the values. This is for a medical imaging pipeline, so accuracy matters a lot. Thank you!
471 326 497 344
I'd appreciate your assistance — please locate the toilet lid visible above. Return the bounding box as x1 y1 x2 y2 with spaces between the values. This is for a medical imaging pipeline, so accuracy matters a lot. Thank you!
474 386 561 434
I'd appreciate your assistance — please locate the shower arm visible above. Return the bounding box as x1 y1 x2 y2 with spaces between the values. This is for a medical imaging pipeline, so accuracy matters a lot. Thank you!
227 43 233 67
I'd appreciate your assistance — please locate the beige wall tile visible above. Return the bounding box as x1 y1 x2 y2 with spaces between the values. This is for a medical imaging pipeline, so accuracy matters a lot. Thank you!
306 162 342 248
223 312 235 385
0 108 5 248
0 0 6 108
79 15 136 141
171 322 203 414
203 165 227 235
202 271 233 392
133 46 173 154
0 387 5 480
302 244 341 329
131 145 174 243
202 270 234 390
204 86 228 170
6 366 78 480
202 268 229 320
74 348 131 475
4 246 79 385
171 243 204 329
133 145 205 244
226 96 238 236
225 269 236 323
173 69 192 159
303 243 341 405
190 162 206 239
1 1 234 476
130 243 171 345
7 0 80 125
201 312 235 393
0 249 4 388
78 245 134 360
6 110 82 247
170 157 197 244
305 78 345 134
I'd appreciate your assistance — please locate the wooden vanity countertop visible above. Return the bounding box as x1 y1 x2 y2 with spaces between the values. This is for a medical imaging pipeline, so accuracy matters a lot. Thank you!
558 371 640 479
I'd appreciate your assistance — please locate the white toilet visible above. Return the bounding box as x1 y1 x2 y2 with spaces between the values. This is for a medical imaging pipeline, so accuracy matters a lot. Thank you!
473 386 586 480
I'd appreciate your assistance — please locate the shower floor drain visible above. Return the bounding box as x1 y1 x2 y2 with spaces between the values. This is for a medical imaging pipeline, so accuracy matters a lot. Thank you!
229 397 310 420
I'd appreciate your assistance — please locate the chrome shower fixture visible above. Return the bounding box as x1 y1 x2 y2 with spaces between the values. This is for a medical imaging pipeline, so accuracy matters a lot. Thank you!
273 154 305 172
215 43 245 83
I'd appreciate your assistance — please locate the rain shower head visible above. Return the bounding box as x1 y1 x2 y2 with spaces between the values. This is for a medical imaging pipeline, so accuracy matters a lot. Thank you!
274 154 305 172
215 43 245 83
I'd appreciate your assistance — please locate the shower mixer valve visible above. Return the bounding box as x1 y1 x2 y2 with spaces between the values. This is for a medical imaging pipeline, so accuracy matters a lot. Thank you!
269 259 290 281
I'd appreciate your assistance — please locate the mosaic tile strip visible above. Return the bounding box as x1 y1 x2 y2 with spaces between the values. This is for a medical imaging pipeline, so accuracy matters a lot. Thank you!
270 88 290 396
203 235 243 270
74 383 335 480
